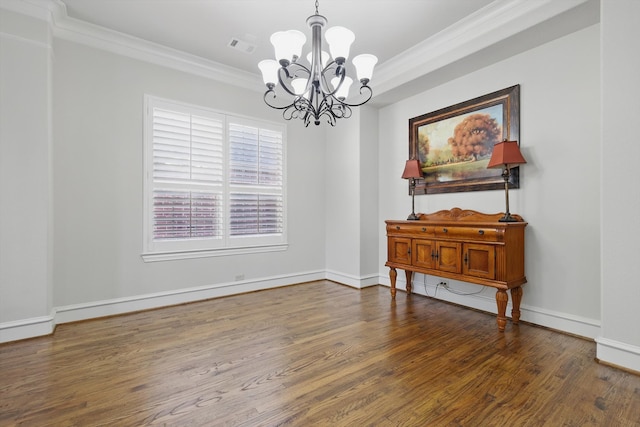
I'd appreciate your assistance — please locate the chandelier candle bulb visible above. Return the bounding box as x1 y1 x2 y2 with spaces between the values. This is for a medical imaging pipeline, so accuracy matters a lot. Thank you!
258 0 377 126
292 78 309 97
258 59 279 87
332 76 352 99
270 30 306 65
353 54 378 83
324 26 355 62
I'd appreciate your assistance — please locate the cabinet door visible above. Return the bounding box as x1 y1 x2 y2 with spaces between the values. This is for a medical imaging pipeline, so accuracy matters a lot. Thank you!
388 237 412 264
463 243 495 279
412 239 436 269
436 241 462 273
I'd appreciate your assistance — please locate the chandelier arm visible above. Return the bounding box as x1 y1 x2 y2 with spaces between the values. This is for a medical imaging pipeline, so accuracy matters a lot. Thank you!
316 60 344 96
263 81 368 127
298 96 314 126
263 89 292 111
316 95 344 126
327 100 348 120
283 97 313 123
277 64 312 98
335 84 374 108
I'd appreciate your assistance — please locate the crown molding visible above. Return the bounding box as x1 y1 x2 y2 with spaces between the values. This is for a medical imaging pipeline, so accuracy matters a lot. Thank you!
53 14 261 90
372 0 591 96
2 0 591 98
0 0 57 21
1 0 261 90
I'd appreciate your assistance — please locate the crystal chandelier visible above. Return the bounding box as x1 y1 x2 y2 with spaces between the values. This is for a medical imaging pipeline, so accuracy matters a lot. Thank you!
258 0 378 127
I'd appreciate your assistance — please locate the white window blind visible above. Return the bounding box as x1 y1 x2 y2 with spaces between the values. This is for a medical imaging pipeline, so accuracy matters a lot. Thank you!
143 96 286 260
228 123 284 237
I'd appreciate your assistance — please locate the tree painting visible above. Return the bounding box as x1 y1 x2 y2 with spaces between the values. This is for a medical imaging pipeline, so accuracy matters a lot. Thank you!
448 112 501 161
417 104 503 181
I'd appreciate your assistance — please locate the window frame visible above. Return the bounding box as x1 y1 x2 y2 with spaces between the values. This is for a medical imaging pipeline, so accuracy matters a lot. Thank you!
142 95 287 262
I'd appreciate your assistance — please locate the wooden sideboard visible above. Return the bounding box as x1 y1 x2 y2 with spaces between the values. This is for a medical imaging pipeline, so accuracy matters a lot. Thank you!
385 208 527 331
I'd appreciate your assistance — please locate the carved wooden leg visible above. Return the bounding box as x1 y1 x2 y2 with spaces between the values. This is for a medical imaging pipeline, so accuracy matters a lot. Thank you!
389 268 397 299
405 270 413 295
510 286 523 324
495 289 508 332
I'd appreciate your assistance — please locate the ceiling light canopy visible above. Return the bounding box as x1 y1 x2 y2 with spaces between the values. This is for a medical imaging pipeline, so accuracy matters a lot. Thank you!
258 0 377 126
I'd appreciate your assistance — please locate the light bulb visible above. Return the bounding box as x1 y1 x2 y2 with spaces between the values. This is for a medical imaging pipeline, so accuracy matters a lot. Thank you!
352 54 378 83
325 26 355 62
331 76 353 99
258 60 280 86
270 30 306 64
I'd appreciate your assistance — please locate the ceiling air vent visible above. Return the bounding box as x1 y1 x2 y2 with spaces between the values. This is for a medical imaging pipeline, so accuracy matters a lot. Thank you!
228 38 256 55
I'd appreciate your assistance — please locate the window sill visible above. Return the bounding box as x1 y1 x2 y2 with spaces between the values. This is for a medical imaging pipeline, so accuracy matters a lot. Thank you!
141 243 288 262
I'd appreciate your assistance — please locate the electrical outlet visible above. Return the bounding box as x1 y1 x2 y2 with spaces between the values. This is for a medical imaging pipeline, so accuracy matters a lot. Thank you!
439 281 448 287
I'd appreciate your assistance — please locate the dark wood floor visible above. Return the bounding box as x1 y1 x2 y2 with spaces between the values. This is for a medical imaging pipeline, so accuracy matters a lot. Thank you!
1 281 639 426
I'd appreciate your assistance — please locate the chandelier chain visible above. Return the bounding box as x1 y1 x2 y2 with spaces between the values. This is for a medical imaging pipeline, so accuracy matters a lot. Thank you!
315 0 319 15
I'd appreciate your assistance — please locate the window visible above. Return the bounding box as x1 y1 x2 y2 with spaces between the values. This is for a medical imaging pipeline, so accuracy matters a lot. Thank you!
142 96 286 261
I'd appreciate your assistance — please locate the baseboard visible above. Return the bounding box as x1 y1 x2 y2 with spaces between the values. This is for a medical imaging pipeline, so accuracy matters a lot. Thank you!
0 269 603 345
0 315 55 343
54 270 326 325
0 270 324 343
325 270 379 289
378 273 601 339
595 337 640 374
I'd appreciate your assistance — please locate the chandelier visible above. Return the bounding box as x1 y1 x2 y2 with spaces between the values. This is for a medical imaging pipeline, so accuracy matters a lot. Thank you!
258 0 378 127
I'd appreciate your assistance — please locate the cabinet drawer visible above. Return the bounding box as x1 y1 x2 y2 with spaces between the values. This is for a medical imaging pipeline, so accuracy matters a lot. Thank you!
434 226 500 242
387 223 436 237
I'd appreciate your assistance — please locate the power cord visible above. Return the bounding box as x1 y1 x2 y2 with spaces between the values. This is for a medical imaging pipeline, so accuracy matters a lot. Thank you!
418 275 486 297
441 281 486 296
422 275 444 298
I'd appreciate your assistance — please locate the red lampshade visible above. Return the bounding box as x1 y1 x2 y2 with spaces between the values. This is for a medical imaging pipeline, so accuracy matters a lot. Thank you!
487 140 526 168
402 159 422 179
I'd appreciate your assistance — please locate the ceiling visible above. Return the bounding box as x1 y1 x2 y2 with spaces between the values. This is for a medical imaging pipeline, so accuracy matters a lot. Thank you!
55 0 599 105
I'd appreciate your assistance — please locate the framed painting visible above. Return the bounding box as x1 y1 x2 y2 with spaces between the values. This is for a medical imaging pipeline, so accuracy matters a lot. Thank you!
409 85 520 194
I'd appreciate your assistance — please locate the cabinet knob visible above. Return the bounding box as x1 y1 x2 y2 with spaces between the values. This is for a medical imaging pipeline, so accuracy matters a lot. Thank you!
443 228 448 233
422 227 426 232
396 226 400 230
478 230 484 235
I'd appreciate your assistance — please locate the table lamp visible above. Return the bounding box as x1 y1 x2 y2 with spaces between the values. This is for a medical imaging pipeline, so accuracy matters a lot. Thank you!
487 140 526 222
402 159 422 220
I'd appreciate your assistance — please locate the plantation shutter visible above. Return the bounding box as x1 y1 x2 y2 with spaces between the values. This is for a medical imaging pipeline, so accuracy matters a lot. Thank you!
228 123 284 237
143 95 286 258
151 107 224 241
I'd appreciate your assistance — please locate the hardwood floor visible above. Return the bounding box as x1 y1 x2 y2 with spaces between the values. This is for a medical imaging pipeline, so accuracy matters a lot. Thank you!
1 281 639 426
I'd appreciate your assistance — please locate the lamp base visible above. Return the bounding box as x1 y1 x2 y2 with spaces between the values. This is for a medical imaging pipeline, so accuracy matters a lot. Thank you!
499 214 519 222
407 213 420 221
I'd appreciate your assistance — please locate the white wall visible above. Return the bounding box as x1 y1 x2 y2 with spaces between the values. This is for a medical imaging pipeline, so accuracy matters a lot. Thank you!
597 0 640 372
325 110 362 284
50 39 327 318
324 105 380 287
0 8 53 341
378 24 602 338
358 105 380 280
